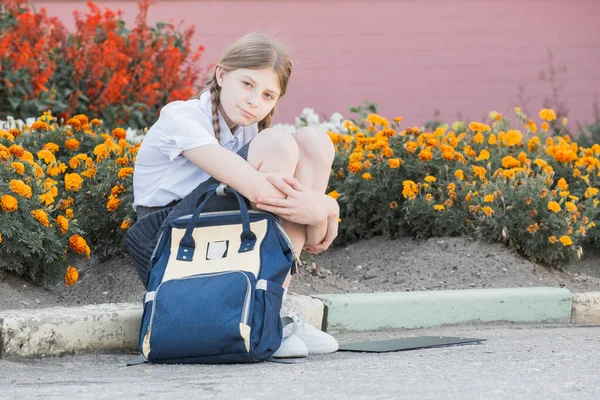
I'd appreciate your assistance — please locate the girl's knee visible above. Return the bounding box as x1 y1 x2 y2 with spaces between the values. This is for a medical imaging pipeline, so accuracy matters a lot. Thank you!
294 127 335 166
249 128 299 168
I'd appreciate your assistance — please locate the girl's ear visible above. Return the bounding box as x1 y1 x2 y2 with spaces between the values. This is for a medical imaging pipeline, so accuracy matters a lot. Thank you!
215 66 226 87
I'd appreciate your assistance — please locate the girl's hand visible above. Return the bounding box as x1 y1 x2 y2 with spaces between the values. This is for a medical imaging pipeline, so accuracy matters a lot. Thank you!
304 213 339 254
255 175 327 226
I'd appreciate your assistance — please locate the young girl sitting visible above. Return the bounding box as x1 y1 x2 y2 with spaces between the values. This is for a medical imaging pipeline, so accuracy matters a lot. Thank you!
130 32 340 358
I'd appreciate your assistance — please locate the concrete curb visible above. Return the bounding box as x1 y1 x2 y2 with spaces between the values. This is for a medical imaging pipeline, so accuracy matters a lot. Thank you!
0 294 323 359
571 292 600 324
314 287 574 332
2 288 599 359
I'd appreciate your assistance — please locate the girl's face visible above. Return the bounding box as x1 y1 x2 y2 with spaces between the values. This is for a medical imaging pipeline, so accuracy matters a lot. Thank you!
216 67 281 129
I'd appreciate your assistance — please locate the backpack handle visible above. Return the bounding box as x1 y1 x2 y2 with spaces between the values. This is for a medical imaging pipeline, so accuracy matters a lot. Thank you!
176 184 257 261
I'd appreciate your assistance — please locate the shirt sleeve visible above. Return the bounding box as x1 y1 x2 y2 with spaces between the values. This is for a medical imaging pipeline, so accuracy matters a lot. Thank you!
159 101 219 162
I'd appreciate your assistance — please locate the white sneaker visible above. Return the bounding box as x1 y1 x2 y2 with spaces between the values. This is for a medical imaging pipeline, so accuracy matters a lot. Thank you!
281 297 339 355
271 317 308 358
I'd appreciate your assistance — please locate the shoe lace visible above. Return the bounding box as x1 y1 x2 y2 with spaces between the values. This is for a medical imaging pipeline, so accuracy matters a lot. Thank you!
281 297 307 326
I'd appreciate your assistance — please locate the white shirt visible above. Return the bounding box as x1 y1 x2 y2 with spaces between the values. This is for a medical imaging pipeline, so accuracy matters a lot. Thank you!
132 91 258 211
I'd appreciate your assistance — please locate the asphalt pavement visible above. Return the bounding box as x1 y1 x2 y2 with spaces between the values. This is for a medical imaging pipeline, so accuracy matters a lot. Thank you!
1 323 599 400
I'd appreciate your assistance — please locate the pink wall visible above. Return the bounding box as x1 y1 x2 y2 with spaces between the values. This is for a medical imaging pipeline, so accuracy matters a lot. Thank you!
33 0 600 129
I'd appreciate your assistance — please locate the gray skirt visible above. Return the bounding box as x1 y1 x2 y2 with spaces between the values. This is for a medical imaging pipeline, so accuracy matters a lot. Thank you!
124 142 252 288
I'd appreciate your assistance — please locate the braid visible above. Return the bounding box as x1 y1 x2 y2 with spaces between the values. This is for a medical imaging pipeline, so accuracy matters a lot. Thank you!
258 108 275 132
208 78 222 143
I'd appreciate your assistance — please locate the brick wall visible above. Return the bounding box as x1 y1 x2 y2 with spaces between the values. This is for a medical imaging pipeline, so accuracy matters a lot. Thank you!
32 0 600 128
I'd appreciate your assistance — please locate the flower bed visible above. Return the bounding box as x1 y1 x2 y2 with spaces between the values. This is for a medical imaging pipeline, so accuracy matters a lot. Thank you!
0 112 137 285
326 108 599 267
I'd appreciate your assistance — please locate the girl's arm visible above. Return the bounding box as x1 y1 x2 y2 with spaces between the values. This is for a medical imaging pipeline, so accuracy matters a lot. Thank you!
182 145 327 227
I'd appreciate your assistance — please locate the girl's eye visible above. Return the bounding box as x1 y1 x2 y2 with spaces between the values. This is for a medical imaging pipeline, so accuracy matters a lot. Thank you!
243 81 251 87
264 93 273 100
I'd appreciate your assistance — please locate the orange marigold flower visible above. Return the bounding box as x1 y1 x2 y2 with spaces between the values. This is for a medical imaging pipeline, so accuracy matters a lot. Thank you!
393 117 403 122
112 128 127 140
502 155 520 169
0 130 14 141
557 178 568 191
527 223 539 233
584 187 599 198
82 167 97 179
121 219 133 230
539 109 557 121
106 195 121 211
0 232 2 243
548 201 561 213
65 173 83 192
548 235 558 244
90 118 102 126
488 134 497 145
455 170 464 181
559 235 572 246
38 192 55 206
31 209 49 227
473 132 485 144
481 206 494 216
405 141 418 155
348 161 363 173
37 149 56 164
476 149 490 161
1 194 19 212
363 160 372 169
484 194 495 203
565 202 577 213
418 147 433 162
389 201 398 210
388 158 402 169
382 147 394 158
526 119 538 133
42 142 59 153
9 179 32 198
31 121 49 131
69 235 90 256
64 266 79 286
67 118 82 129
424 175 436 183
75 114 89 125
402 180 418 200
8 144 25 157
504 130 523 146
541 122 549 132
118 167 134 179
65 138 80 151
65 208 74 219
56 215 69 233
115 157 129 166
11 162 25 175
433 204 444 211
328 190 340 199
472 166 487 182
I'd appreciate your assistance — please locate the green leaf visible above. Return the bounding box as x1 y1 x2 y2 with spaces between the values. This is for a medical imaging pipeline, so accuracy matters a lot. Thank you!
8 96 21 109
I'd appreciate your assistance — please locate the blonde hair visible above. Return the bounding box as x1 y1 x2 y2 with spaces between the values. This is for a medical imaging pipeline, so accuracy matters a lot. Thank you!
200 32 292 143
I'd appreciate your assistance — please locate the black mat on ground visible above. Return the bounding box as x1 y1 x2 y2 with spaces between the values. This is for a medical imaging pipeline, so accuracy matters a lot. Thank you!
338 336 485 352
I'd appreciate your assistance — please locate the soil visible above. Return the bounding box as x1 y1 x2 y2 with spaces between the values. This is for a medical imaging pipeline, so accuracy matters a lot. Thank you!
1 236 599 311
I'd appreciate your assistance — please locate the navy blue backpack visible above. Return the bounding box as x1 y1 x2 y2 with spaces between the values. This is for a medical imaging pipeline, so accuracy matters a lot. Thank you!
137 183 296 364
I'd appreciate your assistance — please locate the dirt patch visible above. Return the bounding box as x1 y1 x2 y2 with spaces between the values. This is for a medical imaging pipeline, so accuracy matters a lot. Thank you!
1 236 599 311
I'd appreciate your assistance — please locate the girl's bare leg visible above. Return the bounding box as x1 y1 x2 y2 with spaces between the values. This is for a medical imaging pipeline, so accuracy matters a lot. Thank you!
247 127 335 288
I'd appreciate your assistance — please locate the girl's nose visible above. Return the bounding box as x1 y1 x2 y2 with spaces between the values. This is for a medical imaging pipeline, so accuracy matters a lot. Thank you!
247 92 259 107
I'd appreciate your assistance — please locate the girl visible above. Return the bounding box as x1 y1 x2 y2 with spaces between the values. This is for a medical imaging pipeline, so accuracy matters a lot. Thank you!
129 32 340 358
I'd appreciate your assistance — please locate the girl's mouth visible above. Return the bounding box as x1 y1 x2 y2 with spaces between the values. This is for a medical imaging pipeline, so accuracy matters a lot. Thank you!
239 107 254 118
